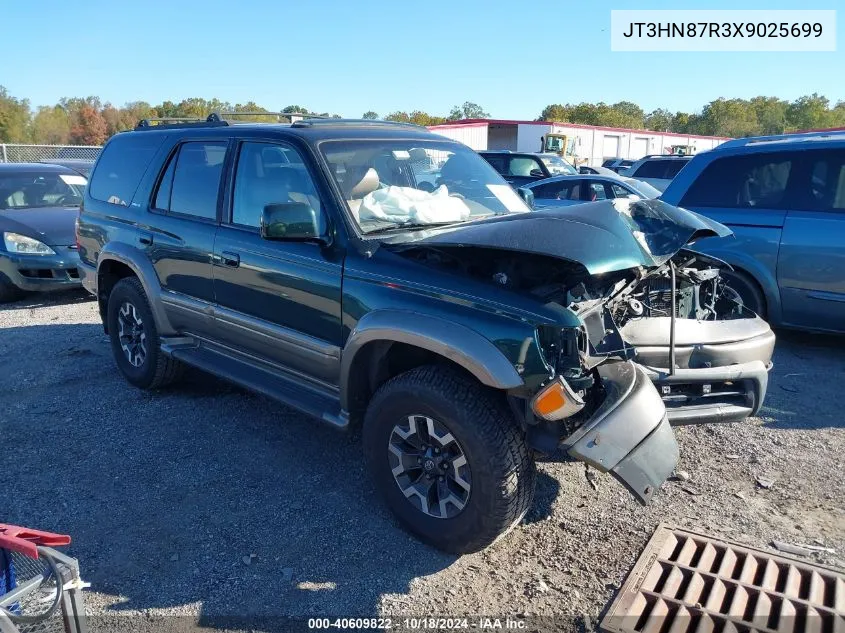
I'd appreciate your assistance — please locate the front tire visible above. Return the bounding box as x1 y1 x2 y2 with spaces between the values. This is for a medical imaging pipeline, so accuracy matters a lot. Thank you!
363 365 535 554
0 273 24 303
107 277 184 389
721 269 767 318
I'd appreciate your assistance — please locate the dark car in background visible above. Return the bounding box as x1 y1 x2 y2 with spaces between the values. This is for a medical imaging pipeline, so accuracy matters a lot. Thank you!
661 131 845 333
39 158 95 177
479 150 576 187
0 163 85 301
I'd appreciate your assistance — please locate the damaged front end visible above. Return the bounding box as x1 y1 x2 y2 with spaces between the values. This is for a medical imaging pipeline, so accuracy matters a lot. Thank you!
384 199 774 504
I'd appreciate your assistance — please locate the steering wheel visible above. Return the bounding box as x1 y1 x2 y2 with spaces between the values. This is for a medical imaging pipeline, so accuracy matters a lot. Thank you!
417 181 435 193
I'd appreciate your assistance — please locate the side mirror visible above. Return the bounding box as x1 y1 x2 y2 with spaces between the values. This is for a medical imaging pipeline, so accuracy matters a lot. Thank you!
517 186 535 210
529 169 545 178
260 203 327 243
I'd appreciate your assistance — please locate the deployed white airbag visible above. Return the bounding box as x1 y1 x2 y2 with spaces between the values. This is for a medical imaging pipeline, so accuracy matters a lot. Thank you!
358 185 470 225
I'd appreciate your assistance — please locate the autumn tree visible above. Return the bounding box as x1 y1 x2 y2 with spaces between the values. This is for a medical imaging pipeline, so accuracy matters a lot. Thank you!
69 105 107 145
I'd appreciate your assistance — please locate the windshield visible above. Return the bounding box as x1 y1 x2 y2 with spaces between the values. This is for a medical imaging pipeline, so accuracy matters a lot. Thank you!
320 140 530 234
540 155 577 175
0 171 87 210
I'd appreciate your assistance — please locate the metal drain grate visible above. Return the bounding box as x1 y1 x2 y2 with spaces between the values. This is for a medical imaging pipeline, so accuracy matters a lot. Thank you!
601 525 845 633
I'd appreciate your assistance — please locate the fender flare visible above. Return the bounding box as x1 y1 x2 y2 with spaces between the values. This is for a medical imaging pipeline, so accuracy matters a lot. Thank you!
339 310 525 411
96 242 176 335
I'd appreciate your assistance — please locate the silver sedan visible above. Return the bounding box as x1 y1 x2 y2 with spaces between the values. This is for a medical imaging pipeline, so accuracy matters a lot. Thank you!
524 174 661 209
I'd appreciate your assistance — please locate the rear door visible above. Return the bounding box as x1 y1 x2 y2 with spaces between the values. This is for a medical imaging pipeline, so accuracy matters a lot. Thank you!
777 149 845 331
529 179 586 208
145 139 229 336
677 151 795 320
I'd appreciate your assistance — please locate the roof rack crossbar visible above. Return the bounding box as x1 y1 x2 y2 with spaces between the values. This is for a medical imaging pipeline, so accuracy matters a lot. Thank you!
290 118 423 129
209 111 330 121
135 115 231 131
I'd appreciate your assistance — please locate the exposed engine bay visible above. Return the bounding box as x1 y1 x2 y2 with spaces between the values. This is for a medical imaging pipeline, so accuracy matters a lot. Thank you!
394 244 748 356
392 243 772 437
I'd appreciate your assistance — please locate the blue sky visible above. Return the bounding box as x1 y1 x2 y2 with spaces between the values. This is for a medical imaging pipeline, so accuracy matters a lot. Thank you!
3 0 842 119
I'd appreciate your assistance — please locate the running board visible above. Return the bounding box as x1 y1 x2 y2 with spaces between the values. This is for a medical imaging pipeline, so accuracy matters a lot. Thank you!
160 337 348 430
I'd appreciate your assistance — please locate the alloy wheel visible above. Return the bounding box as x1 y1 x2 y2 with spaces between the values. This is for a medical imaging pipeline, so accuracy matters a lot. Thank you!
117 301 147 368
388 415 472 519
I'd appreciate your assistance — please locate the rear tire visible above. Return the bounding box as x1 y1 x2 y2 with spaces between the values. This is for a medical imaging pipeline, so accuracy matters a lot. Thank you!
363 365 535 554
0 273 24 303
721 269 767 318
107 277 184 389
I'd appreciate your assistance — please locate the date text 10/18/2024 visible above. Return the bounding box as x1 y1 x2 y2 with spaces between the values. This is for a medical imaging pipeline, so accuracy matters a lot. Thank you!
308 617 528 630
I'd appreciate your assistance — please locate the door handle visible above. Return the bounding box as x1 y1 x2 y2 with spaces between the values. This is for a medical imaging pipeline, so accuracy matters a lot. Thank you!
138 232 153 246
221 251 240 267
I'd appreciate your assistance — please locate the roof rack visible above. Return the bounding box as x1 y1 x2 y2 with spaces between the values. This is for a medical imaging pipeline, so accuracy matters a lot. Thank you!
290 118 423 129
135 114 231 130
210 111 329 122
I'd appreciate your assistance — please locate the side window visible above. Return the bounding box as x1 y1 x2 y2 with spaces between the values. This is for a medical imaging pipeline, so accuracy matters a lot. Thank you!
631 160 668 179
611 183 636 199
231 141 323 229
805 151 845 211
508 157 543 177
152 141 227 220
588 181 609 201
531 181 564 200
89 134 166 206
680 153 793 209
664 160 689 179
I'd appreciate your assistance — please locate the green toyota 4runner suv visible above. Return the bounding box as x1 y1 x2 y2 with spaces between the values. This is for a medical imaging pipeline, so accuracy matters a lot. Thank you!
77 115 774 553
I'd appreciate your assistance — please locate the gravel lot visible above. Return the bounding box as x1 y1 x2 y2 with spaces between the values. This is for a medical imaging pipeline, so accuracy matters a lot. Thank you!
2 290 843 632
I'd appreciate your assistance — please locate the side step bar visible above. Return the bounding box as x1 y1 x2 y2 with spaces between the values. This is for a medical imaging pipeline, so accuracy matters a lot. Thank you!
160 337 349 430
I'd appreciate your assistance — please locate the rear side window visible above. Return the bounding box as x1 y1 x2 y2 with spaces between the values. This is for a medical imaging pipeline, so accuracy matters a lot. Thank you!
680 153 793 209
805 150 845 211
89 134 166 206
481 154 508 175
663 160 689 178
153 141 227 220
631 160 669 179
531 180 582 200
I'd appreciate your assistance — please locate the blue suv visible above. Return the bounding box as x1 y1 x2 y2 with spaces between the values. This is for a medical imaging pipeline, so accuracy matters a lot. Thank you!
661 131 845 333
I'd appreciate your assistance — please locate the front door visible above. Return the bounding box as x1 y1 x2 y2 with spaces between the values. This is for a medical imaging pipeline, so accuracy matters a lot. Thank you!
211 140 344 385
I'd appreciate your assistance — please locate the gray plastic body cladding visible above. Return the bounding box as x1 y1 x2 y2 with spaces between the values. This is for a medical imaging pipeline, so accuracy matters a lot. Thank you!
640 359 770 419
564 360 673 474
610 415 678 504
621 316 775 370
95 242 177 335
340 310 524 411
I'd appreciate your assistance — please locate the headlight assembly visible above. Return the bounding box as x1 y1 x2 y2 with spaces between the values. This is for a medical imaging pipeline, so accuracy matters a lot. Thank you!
3 232 56 255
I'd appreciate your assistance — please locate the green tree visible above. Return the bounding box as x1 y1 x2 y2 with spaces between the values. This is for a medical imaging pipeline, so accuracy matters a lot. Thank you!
0 86 31 142
30 106 70 144
645 108 673 132
750 97 788 135
362 111 379 119
786 93 832 131
282 105 310 114
538 104 569 122
448 101 490 120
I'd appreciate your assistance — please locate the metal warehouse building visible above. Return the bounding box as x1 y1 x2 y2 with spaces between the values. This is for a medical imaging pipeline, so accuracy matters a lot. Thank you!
427 119 731 166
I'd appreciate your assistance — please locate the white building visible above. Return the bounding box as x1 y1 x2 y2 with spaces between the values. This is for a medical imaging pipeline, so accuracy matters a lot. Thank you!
427 119 730 166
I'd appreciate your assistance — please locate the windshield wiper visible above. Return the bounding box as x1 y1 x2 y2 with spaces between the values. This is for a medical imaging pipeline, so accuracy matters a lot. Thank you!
363 221 460 235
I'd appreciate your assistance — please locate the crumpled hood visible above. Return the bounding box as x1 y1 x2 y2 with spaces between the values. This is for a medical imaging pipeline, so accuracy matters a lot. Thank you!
0 207 79 247
383 199 732 275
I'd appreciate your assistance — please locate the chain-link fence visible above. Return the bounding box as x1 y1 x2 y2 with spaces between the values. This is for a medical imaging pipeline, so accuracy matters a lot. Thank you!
0 144 101 163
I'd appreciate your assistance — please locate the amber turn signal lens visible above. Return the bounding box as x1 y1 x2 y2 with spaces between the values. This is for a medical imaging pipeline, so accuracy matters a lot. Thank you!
533 383 567 417
530 377 586 421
